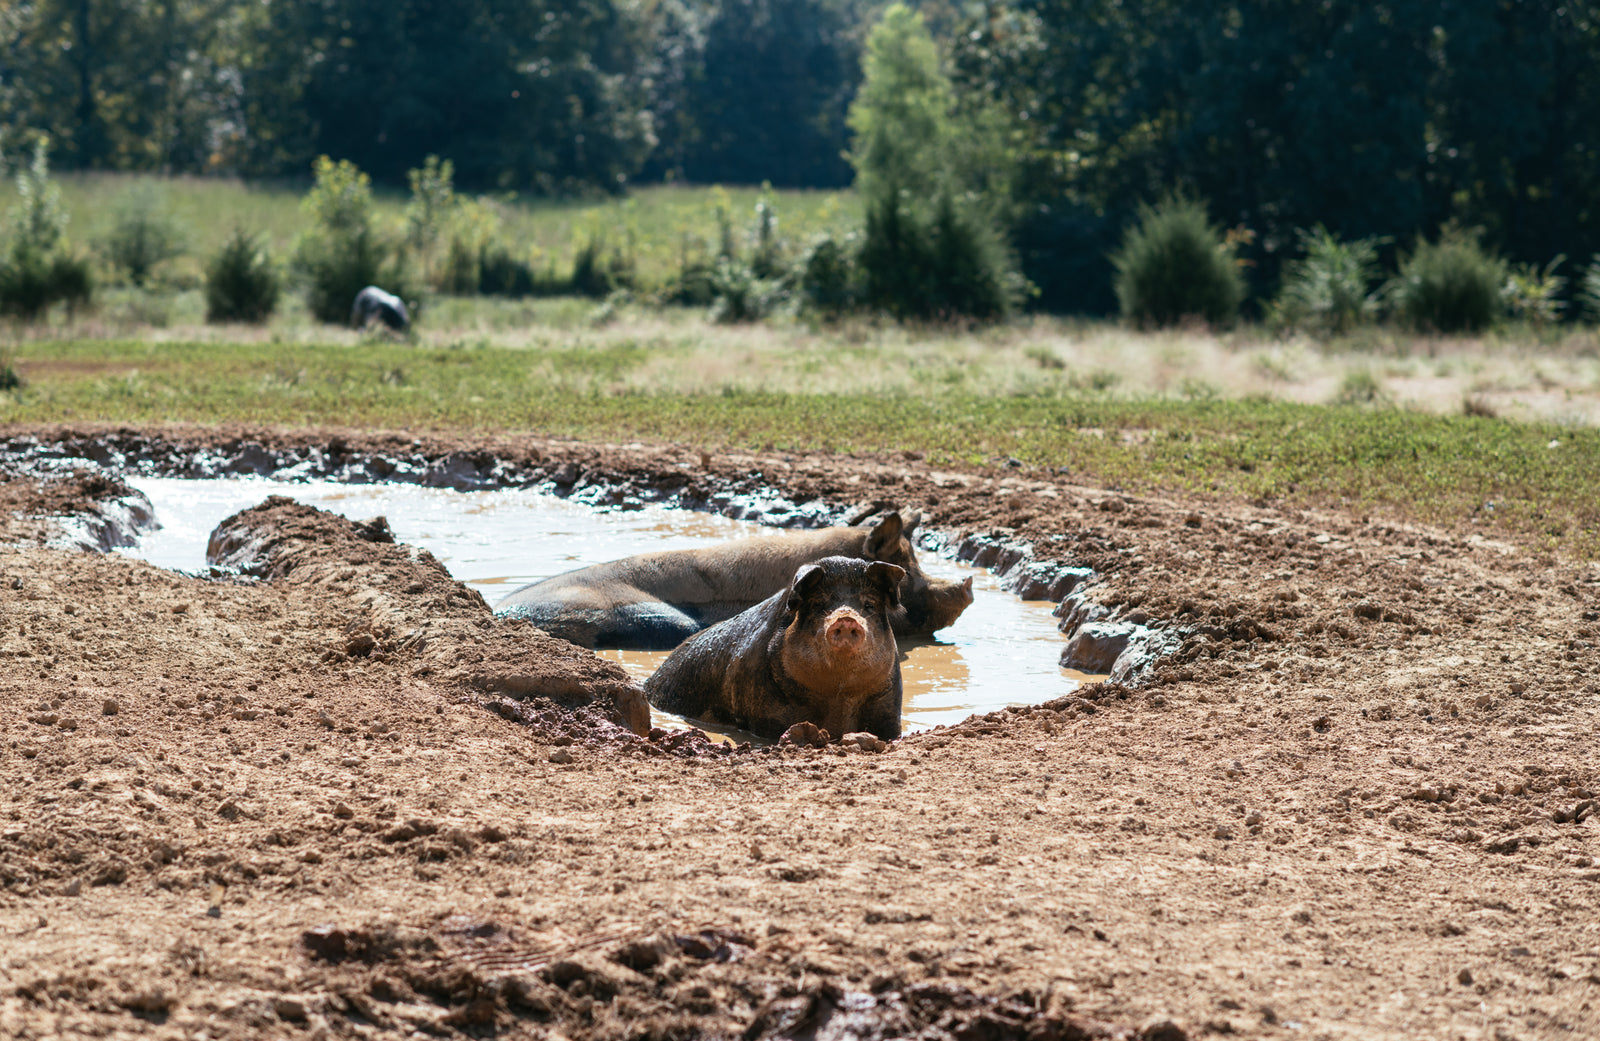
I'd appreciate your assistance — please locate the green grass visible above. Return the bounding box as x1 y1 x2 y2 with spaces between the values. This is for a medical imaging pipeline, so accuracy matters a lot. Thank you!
3 336 1596 559
1 174 859 290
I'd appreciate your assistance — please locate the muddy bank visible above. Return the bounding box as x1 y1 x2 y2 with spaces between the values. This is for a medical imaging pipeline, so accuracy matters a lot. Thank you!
0 426 1200 685
3 422 1600 1041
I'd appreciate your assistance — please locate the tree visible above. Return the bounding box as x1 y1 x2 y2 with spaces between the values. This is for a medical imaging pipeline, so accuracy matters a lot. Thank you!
846 3 958 201
648 0 861 188
238 0 654 192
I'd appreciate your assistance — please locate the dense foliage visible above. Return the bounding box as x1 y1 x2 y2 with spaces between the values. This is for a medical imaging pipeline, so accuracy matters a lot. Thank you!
5 1 1600 318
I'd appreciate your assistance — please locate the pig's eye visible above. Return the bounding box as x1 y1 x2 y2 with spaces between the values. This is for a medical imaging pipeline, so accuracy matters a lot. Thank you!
860 595 880 610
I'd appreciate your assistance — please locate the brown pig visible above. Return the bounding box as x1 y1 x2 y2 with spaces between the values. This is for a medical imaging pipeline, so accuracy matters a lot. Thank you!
644 556 905 741
494 510 972 649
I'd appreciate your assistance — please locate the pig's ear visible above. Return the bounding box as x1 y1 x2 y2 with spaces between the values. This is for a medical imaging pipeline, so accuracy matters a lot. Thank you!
901 509 922 537
786 563 825 613
865 512 905 557
867 562 906 608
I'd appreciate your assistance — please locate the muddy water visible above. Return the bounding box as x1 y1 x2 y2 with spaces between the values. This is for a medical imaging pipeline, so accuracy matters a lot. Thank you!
121 478 1095 733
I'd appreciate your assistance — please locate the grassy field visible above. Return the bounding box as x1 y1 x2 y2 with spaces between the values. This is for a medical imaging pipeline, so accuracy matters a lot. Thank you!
3 316 1598 559
3 173 1598 557
2 173 860 290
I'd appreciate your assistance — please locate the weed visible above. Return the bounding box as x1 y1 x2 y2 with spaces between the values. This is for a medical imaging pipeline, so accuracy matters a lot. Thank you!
1025 345 1065 370
1334 369 1387 405
1504 256 1566 329
1269 226 1383 336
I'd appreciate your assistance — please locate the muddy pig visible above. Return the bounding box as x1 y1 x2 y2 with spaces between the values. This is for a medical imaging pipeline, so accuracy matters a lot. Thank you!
494 510 972 649
644 556 905 741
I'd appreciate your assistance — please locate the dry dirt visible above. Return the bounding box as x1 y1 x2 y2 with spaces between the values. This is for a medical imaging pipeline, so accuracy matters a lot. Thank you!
1 423 1597 1041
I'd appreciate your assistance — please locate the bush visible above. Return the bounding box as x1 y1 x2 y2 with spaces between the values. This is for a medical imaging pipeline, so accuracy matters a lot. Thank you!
1111 194 1244 329
570 235 634 298
1269 226 1382 335
1581 255 1600 324
1504 256 1566 329
103 184 186 286
1388 225 1506 334
205 228 280 323
0 247 93 320
708 257 789 324
858 190 1015 321
800 236 857 316
292 157 411 324
0 137 92 320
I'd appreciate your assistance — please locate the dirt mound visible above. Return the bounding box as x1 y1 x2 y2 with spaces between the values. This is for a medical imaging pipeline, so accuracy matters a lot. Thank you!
208 495 650 737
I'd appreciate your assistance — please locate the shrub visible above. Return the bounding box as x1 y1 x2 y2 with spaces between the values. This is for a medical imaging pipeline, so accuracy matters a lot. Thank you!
1388 225 1505 334
103 184 186 286
570 234 634 298
708 257 789 324
858 190 1015 321
292 156 411 323
1580 255 1600 323
1111 194 1244 329
0 137 93 320
0 247 93 320
1269 226 1382 335
205 227 280 323
1504 256 1566 329
800 236 857 316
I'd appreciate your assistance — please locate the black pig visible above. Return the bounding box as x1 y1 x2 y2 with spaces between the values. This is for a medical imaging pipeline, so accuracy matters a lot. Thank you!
644 556 905 742
351 285 410 331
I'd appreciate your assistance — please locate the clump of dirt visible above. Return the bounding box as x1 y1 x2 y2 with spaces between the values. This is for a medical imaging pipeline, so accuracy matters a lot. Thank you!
2 422 1599 1041
208 495 651 738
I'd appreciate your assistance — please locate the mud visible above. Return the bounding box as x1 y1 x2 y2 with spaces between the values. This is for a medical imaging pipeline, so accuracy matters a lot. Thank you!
2 422 1599 1040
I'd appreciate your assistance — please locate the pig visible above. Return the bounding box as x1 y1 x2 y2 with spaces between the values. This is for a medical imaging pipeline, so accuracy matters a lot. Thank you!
494 510 973 649
351 285 410 331
644 556 905 741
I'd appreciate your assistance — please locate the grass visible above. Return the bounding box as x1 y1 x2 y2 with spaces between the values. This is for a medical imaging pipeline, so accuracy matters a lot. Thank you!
2 174 860 291
2 328 1597 559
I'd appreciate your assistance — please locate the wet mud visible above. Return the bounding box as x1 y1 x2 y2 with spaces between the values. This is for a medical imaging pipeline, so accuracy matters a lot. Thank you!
2 422 1599 1040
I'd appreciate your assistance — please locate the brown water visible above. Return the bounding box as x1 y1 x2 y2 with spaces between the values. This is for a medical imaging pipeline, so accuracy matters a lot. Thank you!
123 478 1097 735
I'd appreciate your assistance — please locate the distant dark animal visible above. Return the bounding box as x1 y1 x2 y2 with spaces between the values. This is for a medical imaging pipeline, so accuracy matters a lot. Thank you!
351 285 410 331
494 510 973 649
645 556 906 741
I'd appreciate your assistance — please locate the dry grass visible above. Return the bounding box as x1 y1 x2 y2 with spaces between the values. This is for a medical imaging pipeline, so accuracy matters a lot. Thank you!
8 292 1600 425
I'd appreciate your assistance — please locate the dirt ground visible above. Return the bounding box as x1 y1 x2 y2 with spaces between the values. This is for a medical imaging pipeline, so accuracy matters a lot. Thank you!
1 423 1597 1041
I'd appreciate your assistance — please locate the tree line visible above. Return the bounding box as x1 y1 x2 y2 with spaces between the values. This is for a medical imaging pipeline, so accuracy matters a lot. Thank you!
4 1 1600 315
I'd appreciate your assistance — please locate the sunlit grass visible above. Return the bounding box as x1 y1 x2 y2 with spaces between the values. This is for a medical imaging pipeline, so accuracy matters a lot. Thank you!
2 330 1596 558
2 173 859 290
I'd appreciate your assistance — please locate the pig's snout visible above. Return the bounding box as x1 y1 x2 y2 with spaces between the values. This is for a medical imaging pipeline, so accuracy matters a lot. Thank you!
825 609 868 653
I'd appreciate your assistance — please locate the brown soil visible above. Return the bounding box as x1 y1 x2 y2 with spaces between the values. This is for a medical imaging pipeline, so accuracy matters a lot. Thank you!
1 422 1598 1041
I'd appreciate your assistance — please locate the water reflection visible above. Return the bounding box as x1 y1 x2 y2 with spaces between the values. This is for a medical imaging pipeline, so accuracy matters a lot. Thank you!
121 477 1096 733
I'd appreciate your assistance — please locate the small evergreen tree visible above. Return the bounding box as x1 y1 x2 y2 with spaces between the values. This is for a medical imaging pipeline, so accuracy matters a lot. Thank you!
205 228 280 323
0 137 93 320
845 5 1019 322
103 183 187 287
